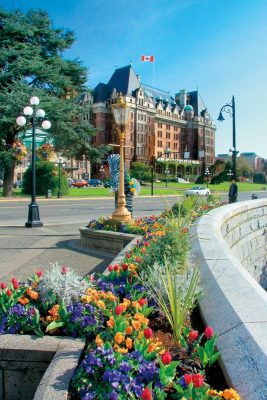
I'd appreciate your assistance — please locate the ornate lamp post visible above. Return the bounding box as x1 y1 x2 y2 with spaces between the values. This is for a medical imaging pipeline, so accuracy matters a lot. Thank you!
16 96 51 227
204 167 210 188
55 157 65 198
111 94 132 222
150 147 171 195
218 96 239 181
100 165 105 184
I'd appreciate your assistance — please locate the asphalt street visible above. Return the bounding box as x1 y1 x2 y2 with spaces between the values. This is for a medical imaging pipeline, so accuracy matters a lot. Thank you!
0 192 266 284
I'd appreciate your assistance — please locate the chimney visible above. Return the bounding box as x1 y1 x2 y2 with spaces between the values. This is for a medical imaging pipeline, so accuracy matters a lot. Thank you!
178 89 187 108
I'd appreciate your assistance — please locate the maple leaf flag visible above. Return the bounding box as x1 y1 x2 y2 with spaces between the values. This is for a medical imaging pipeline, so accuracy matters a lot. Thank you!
141 55 154 62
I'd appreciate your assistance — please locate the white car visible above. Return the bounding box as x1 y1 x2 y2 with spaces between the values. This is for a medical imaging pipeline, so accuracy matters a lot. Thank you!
184 186 210 197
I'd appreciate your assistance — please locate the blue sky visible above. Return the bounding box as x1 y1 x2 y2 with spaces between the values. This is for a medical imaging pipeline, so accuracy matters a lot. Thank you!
2 0 267 157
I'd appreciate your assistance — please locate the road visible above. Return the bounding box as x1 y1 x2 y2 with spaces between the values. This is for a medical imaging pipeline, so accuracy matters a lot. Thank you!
0 191 266 227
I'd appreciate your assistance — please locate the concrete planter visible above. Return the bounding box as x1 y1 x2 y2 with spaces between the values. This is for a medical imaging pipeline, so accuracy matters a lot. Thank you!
0 334 84 400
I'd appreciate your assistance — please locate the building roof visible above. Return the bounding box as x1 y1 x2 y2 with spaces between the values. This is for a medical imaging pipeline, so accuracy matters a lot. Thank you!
107 65 141 96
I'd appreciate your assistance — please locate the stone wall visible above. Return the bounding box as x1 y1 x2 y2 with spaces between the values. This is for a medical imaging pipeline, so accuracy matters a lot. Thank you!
190 199 267 400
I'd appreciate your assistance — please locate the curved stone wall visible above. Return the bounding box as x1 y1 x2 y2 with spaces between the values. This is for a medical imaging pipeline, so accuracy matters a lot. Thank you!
190 199 267 400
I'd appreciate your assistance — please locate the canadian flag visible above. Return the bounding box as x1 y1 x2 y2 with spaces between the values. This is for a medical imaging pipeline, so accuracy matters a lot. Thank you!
141 55 154 62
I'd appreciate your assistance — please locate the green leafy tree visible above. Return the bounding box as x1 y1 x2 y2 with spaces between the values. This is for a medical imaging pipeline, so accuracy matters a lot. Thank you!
23 161 68 196
130 162 151 182
236 156 254 178
0 8 99 196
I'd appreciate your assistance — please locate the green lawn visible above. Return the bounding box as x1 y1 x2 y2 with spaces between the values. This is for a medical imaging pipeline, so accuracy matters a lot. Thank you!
1 181 266 198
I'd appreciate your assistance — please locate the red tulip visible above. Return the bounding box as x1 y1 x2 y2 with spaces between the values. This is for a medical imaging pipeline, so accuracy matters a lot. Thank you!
108 265 113 272
122 263 128 271
36 270 43 277
161 351 172 365
184 374 192 385
113 264 119 271
115 305 123 315
6 289 12 297
126 253 131 259
61 266 68 274
192 373 204 388
189 330 198 341
138 298 147 307
143 328 153 339
12 281 19 290
11 277 18 285
0 282 7 290
204 326 214 339
141 388 152 400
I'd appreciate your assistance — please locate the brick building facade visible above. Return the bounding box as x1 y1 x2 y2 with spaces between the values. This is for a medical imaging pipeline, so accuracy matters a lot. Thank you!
85 65 216 178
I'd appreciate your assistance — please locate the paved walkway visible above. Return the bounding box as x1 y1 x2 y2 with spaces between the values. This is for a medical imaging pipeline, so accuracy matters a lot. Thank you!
0 222 113 283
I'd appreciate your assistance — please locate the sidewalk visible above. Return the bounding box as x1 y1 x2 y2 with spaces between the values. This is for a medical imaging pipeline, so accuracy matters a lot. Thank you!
0 222 113 283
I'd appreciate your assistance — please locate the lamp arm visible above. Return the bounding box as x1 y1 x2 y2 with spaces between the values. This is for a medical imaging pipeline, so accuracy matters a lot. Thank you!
219 102 233 117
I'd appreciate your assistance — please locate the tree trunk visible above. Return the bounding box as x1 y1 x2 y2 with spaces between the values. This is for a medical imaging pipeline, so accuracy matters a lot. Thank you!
2 161 15 197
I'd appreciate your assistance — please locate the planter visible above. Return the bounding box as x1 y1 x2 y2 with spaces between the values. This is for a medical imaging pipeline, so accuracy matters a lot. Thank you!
0 334 84 400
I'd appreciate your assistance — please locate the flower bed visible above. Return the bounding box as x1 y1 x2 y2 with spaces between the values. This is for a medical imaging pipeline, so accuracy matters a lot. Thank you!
0 196 240 399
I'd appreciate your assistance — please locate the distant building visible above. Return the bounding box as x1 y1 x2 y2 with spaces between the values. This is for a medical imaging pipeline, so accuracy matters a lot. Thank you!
80 65 216 178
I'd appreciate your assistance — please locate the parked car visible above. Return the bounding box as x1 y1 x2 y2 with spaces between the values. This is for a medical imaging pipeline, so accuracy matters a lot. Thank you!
14 180 23 188
71 179 88 188
184 186 210 197
104 181 113 188
67 178 74 187
88 179 102 187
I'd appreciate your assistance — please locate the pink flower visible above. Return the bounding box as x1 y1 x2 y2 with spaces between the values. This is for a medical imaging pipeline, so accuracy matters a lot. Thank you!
36 270 43 277
161 351 172 365
192 373 204 388
61 266 68 274
143 328 153 339
204 326 214 339
189 330 198 341
0 282 7 290
115 305 123 315
141 388 152 400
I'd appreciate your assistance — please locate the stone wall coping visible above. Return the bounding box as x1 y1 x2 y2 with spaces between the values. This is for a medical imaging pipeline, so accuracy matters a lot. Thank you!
79 226 137 241
190 199 267 400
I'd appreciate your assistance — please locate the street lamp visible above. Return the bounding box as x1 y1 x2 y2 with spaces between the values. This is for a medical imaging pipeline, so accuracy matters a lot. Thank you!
151 146 171 195
165 167 170 187
16 96 51 227
227 169 233 181
218 96 239 180
100 165 105 184
200 108 207 174
204 167 210 188
110 94 131 222
55 158 65 198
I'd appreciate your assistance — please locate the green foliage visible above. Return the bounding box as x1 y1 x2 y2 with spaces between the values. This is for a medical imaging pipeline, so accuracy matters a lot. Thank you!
130 161 151 182
0 8 101 195
253 172 266 184
22 161 69 196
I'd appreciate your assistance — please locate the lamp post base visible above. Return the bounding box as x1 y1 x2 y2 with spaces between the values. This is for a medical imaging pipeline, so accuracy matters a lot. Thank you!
25 203 43 228
111 208 132 223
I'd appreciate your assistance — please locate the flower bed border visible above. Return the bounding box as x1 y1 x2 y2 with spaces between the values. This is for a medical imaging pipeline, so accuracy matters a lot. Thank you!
190 199 267 400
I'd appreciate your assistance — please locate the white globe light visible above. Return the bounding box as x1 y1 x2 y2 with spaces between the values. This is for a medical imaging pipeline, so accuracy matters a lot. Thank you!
42 120 51 130
36 109 45 118
30 96 40 105
16 116 26 126
23 106 33 116
230 147 235 152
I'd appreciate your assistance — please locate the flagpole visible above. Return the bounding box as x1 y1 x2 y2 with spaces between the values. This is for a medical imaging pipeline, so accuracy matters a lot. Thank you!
152 59 155 87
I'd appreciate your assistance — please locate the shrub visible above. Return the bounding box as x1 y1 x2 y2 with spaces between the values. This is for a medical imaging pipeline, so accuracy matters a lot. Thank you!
22 161 69 196
253 172 266 184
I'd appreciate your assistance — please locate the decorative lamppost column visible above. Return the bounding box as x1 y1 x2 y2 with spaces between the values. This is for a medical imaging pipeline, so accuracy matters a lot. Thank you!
16 96 51 227
100 165 105 184
218 96 239 181
55 157 65 198
111 94 132 222
150 147 171 196
204 167 210 188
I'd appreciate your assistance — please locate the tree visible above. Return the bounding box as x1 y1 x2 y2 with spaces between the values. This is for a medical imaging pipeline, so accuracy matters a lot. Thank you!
130 162 151 182
236 157 254 178
0 8 98 196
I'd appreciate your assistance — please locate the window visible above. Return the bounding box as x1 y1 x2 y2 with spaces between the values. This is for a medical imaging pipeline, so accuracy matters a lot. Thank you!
166 132 170 139
158 140 162 147
158 123 162 128
157 131 162 138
